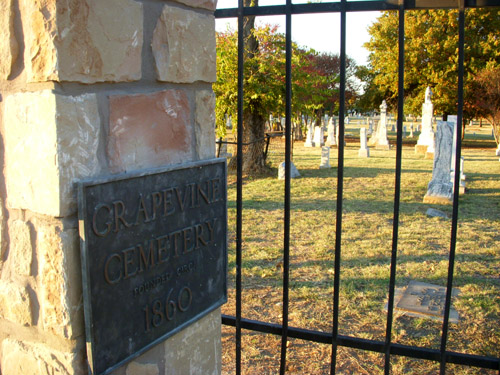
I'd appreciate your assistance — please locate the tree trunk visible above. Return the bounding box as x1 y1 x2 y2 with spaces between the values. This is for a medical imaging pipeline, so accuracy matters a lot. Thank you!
237 0 269 175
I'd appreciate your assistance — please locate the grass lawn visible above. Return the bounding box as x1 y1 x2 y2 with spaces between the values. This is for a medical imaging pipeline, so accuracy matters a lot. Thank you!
221 123 500 374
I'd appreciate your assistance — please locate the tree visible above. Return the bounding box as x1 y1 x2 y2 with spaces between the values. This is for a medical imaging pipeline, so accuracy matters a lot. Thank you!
353 65 385 114
215 19 354 173
363 8 500 117
465 66 500 145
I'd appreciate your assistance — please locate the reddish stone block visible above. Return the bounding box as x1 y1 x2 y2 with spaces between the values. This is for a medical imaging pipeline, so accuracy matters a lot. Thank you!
108 90 193 172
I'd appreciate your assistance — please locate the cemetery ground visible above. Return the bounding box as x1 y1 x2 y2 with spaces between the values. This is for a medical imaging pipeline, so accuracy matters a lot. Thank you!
220 122 500 374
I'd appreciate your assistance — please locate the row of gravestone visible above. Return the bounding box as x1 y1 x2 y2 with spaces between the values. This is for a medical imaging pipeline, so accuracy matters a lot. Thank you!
278 87 468 205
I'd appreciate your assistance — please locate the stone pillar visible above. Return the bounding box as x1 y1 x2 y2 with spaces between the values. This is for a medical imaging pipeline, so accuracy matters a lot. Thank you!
358 127 370 158
326 118 337 147
313 125 325 147
319 146 331 169
0 1 219 374
368 100 390 150
416 87 435 155
304 120 314 147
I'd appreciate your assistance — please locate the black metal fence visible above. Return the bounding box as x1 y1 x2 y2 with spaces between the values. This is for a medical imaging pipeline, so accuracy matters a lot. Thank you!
216 131 288 167
215 1 500 374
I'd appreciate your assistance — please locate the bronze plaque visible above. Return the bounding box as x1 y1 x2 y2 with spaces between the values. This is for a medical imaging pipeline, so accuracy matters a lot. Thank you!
395 280 459 322
78 159 227 375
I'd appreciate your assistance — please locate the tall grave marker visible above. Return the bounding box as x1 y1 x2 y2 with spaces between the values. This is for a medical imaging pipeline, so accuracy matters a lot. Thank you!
423 121 454 204
416 87 435 156
368 100 390 150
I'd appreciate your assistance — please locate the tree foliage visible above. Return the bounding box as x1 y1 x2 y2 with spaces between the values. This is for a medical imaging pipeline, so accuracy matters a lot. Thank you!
465 66 500 145
214 24 358 139
364 8 500 116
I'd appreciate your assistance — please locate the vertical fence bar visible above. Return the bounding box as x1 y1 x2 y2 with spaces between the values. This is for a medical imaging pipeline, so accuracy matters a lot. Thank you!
235 1 245 373
279 0 293 373
384 1 405 373
439 3 465 374
331 0 347 373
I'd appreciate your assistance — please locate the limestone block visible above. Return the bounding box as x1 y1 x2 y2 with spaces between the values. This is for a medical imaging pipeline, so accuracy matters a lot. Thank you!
152 5 216 83
173 0 217 11
1 338 84 375
0 199 5 260
278 162 300 180
38 223 83 339
164 308 221 375
0 0 19 80
22 0 143 83
125 362 159 375
0 280 33 326
108 90 193 173
195 90 216 159
3 91 101 217
7 220 33 276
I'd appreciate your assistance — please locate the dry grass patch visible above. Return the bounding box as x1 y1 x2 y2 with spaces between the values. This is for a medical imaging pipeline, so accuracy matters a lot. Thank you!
222 140 500 373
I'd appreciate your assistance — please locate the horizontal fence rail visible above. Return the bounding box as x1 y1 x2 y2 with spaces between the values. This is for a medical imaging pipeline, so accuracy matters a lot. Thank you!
216 0 500 373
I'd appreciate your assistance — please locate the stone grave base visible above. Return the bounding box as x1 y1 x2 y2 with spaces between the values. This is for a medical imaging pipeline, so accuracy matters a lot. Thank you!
423 194 453 205
375 144 391 150
358 149 370 158
425 151 434 159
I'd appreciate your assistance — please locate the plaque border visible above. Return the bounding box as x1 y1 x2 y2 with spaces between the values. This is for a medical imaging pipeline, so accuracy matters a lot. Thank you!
77 159 227 375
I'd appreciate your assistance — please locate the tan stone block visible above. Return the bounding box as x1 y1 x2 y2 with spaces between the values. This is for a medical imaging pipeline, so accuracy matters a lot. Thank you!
22 0 143 83
1 338 85 375
163 308 221 374
108 90 193 172
173 0 217 11
0 198 6 260
152 5 216 83
0 0 19 80
0 280 33 326
38 223 84 339
3 91 101 217
125 362 159 375
7 220 33 276
195 90 216 160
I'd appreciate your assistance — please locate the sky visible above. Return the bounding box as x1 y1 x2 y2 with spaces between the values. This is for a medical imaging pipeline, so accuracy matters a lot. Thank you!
215 0 381 66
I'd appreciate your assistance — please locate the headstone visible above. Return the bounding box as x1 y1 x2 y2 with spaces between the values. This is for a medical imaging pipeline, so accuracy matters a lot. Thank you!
335 123 345 147
326 117 337 147
394 280 459 323
448 117 466 194
313 125 324 147
304 120 314 147
410 124 414 138
368 118 374 135
319 146 331 169
425 136 435 160
358 127 370 158
391 123 395 132
423 121 454 204
426 208 448 219
278 161 300 179
496 143 500 156
226 115 232 130
368 100 390 150
345 116 349 124
416 86 435 155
